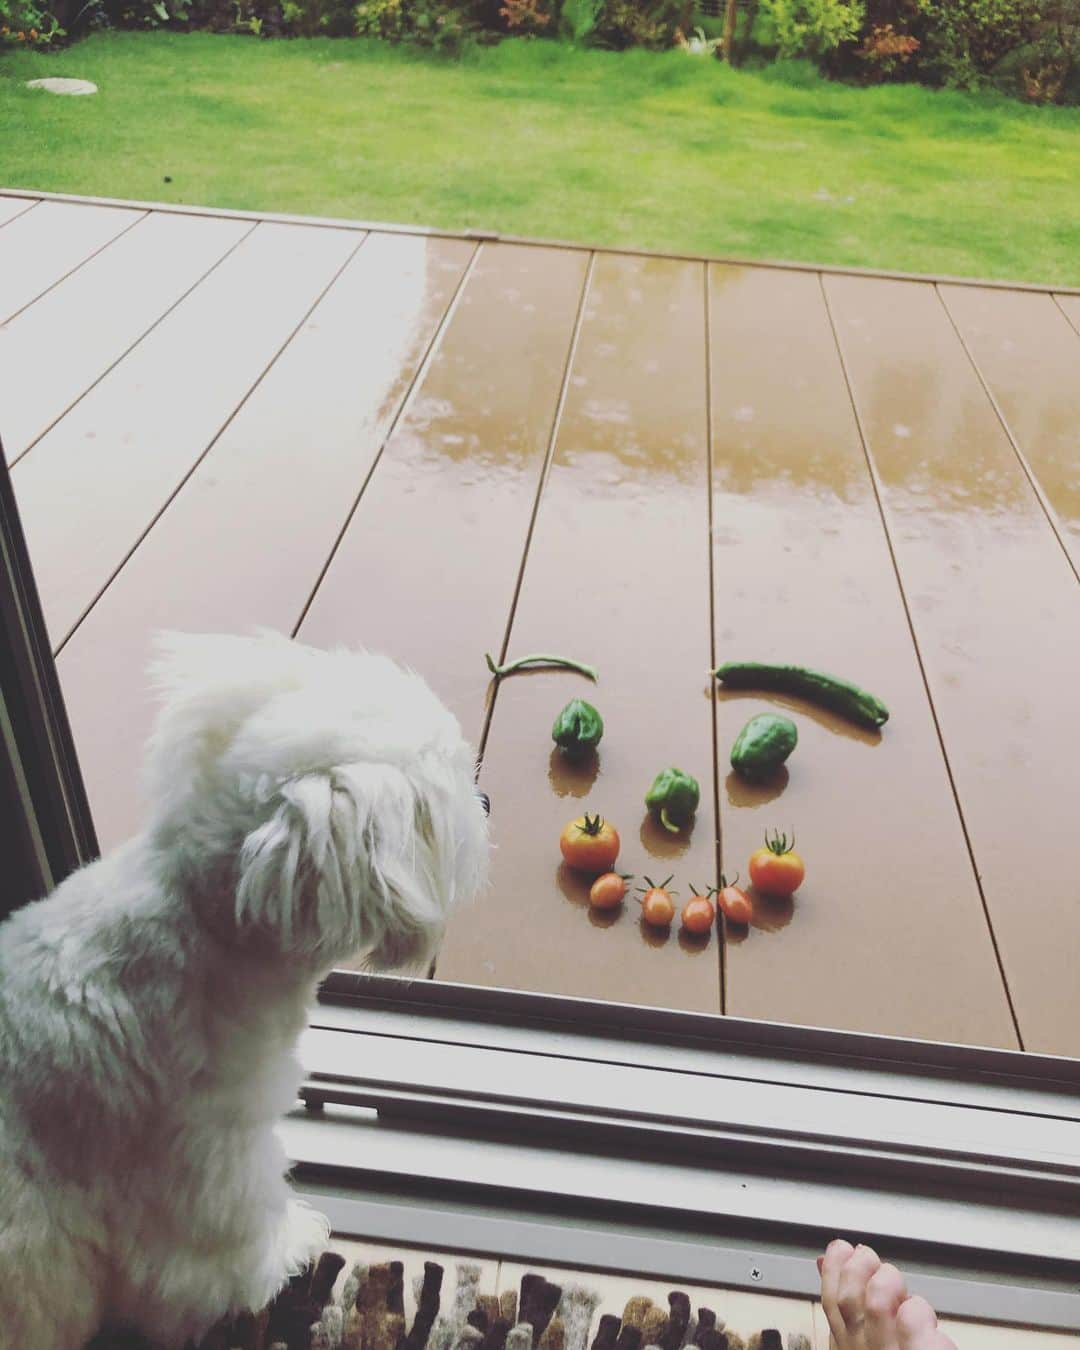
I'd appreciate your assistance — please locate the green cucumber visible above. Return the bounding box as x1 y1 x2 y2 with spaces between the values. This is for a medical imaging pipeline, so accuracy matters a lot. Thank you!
731 713 798 782
714 661 889 730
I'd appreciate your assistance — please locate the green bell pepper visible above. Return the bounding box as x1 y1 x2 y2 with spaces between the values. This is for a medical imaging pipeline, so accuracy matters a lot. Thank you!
645 767 700 834
552 699 604 755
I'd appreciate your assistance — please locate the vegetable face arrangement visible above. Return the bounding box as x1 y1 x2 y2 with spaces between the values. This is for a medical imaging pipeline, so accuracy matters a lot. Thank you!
482 645 887 949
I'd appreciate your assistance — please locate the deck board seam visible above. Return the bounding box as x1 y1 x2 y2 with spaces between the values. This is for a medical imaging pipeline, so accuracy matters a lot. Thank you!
0 197 41 231
817 272 1026 1053
1050 293 1080 339
0 206 149 329
934 284 1079 586
52 229 370 657
703 262 726 1017
7 217 261 471
290 240 483 643
473 251 597 767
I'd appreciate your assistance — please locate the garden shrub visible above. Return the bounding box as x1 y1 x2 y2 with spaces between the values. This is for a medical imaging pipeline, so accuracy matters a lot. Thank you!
918 0 1042 88
853 21 921 77
558 0 601 41
820 0 1078 98
499 0 550 30
833 0 925 76
351 0 485 46
1021 0 1080 99
756 0 864 61
1 0 62 43
594 0 690 48
351 0 404 34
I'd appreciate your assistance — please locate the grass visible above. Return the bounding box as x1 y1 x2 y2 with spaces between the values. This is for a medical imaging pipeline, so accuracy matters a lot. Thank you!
3 32 1080 283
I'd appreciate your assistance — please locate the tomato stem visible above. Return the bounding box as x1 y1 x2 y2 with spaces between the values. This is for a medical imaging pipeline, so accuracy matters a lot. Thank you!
485 651 598 682
765 828 795 856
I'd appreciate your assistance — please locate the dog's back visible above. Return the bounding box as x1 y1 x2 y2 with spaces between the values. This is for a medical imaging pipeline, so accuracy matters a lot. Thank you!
0 864 119 1346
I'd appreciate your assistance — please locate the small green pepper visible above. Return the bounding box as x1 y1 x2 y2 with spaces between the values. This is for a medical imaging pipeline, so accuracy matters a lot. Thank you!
645 767 700 834
552 699 604 755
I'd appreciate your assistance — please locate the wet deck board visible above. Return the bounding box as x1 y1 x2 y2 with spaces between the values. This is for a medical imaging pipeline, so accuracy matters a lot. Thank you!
825 273 1080 1056
3 189 1079 1052
435 253 721 1012
0 212 253 463
296 241 590 748
708 266 1017 1047
11 222 360 649
56 232 472 851
0 199 145 324
938 284 1080 573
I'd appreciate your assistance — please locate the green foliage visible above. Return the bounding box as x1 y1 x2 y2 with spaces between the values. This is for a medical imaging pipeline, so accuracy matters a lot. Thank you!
0 0 62 43
757 0 864 60
1020 0 1080 99
594 0 690 48
352 0 404 34
352 0 480 46
104 0 484 46
559 0 601 42
920 0 1042 88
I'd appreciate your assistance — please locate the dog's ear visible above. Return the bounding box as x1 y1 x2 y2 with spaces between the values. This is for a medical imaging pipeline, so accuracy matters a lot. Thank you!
143 630 308 821
235 761 454 966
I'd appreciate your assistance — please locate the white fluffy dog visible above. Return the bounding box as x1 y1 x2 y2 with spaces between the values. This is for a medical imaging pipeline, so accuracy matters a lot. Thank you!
0 630 490 1348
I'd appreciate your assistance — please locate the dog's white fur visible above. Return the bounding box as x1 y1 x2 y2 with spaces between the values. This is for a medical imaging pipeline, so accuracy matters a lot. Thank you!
0 630 490 1347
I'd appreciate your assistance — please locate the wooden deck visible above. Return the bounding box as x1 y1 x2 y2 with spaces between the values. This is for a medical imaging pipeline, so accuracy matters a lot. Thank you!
3 190 1079 1056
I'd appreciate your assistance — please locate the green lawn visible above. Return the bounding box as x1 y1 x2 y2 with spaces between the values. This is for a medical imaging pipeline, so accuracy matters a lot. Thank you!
3 32 1080 284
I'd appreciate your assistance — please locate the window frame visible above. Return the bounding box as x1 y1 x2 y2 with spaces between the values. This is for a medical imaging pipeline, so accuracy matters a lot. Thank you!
0 440 97 921
289 971 1080 1333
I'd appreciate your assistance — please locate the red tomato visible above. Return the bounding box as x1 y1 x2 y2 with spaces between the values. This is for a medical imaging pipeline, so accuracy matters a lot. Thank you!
589 872 630 910
560 813 620 874
639 876 676 928
748 830 805 897
716 874 753 925
681 893 716 935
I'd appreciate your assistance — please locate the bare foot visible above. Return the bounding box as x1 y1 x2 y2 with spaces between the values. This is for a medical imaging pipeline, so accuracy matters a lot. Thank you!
818 1240 957 1349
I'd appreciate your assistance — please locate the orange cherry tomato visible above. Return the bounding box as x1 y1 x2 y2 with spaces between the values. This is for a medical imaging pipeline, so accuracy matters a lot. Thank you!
560 813 620 874
748 830 805 897
639 876 676 928
716 873 753 925
681 891 716 935
589 872 630 910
